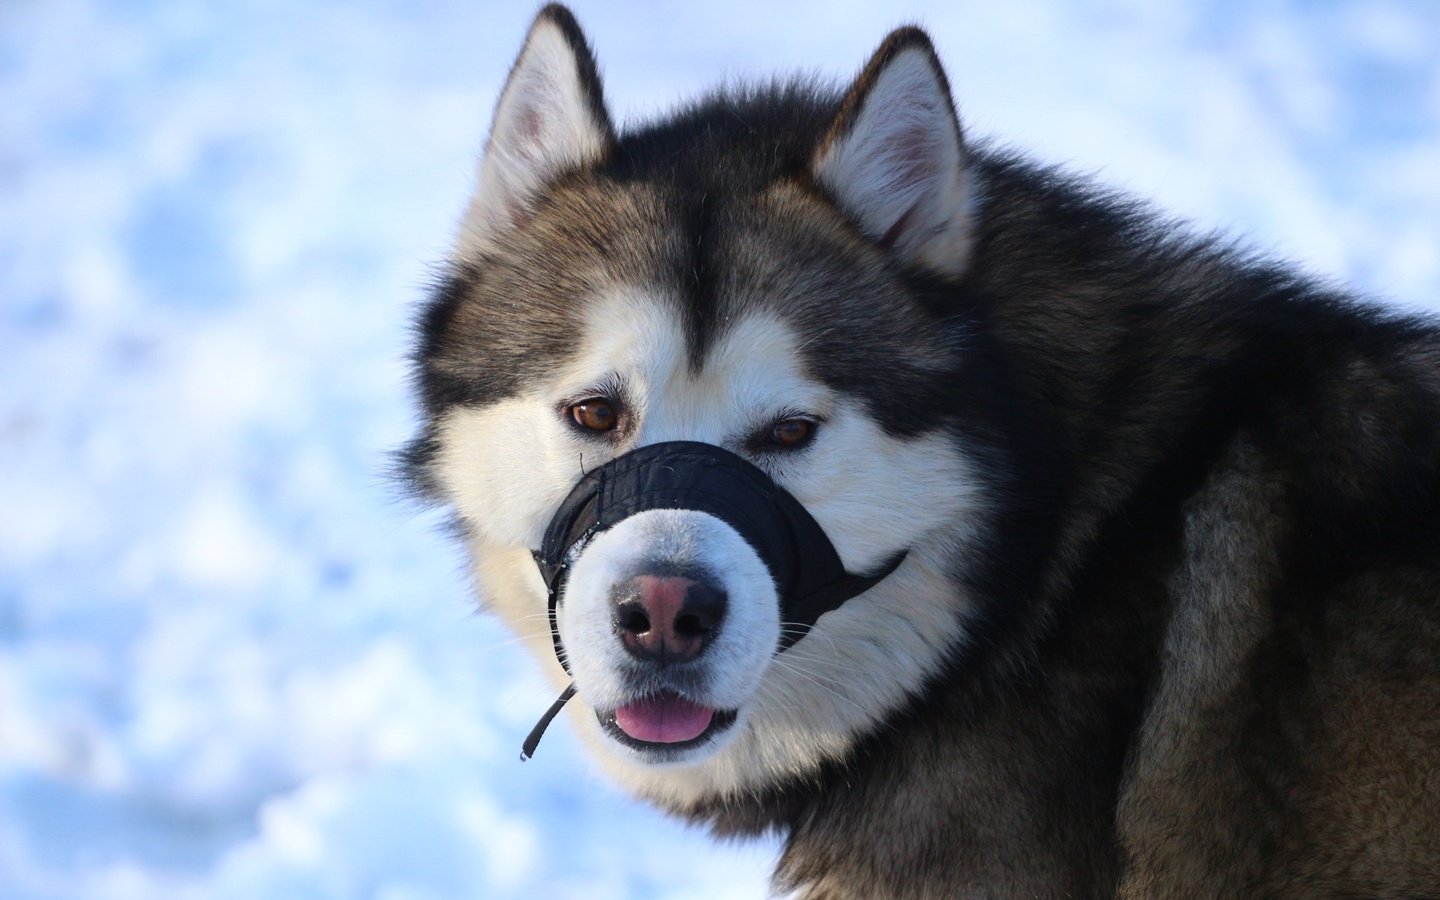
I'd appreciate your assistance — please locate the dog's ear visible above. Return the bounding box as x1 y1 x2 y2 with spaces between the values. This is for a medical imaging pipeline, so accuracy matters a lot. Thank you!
457 4 615 257
812 28 971 277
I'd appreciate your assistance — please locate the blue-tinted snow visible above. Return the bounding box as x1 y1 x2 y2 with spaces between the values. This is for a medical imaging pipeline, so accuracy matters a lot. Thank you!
2 1 1437 897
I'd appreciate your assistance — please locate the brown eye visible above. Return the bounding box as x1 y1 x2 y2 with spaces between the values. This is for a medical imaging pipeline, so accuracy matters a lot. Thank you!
569 399 618 433
770 417 815 449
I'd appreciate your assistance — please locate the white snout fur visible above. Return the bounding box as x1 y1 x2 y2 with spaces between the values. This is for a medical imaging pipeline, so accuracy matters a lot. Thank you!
558 509 780 717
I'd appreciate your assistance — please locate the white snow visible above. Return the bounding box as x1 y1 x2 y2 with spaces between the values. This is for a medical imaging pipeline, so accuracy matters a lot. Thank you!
2 1 1438 897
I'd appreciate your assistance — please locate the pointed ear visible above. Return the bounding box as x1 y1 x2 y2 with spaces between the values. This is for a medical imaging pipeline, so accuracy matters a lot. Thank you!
457 4 615 257
812 28 972 277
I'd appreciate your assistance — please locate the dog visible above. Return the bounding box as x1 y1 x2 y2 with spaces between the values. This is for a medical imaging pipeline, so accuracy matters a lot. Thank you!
403 5 1440 896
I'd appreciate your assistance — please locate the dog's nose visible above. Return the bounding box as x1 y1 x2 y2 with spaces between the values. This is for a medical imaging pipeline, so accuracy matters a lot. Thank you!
610 573 726 663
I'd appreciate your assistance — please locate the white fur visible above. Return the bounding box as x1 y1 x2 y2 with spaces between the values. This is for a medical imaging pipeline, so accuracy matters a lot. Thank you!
431 288 986 800
457 17 609 258
812 47 972 276
560 509 779 760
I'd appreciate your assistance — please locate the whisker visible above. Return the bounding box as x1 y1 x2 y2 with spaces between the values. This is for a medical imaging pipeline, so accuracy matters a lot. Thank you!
766 657 872 719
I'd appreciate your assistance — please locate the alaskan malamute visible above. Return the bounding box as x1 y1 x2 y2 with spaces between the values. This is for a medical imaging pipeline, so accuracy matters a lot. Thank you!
404 6 1440 895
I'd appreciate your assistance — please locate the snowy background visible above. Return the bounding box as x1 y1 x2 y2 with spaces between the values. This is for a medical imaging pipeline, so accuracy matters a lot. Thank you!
2 1 1438 897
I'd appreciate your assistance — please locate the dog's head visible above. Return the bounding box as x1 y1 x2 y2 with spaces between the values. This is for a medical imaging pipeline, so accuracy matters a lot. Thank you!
407 5 989 805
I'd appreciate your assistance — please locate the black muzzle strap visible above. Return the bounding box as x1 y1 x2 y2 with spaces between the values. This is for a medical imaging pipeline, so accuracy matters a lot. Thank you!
519 440 906 760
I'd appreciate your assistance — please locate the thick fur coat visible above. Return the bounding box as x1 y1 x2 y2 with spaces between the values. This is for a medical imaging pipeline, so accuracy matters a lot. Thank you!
406 7 1440 896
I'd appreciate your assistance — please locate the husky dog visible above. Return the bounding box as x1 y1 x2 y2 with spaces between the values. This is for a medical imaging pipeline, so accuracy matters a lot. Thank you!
405 5 1440 896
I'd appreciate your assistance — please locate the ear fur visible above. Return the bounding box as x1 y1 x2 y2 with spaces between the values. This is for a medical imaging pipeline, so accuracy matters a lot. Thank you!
812 28 972 277
457 4 615 257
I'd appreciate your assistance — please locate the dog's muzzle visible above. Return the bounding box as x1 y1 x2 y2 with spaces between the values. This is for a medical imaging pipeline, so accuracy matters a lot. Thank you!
519 440 906 759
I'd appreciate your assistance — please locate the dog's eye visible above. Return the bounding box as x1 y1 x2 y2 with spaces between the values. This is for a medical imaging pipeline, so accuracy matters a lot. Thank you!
770 417 816 449
569 398 619 433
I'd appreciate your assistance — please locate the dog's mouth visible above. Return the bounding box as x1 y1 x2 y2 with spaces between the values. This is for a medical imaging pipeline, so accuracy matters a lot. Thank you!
598 690 738 753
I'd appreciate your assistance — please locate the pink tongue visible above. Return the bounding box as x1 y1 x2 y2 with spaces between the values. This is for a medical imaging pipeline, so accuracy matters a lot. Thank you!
614 693 715 744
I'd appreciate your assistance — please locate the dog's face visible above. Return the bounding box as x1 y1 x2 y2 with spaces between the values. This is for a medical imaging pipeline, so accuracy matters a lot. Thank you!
410 8 987 804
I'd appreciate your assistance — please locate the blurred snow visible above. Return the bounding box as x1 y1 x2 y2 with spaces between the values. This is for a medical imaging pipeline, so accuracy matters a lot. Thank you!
1 0 1437 897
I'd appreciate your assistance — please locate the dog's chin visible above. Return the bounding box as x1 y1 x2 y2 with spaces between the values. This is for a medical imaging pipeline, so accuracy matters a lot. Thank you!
595 690 741 764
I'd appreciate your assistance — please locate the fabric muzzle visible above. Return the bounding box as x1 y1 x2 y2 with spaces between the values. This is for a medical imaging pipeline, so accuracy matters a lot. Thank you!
520 440 906 759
